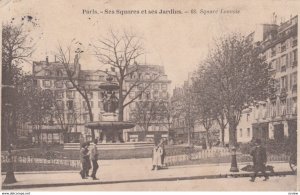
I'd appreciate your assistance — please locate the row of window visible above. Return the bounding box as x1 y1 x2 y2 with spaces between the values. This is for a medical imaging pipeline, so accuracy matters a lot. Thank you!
82 75 107 81
255 97 297 120
268 36 297 57
239 128 251 138
128 83 168 91
44 69 64 77
269 49 297 71
129 91 169 100
275 71 297 92
56 99 109 110
132 125 167 131
130 72 160 80
42 80 73 88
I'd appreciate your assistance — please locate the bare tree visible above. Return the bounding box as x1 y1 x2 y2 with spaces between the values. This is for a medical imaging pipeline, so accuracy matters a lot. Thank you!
132 98 169 129
27 88 54 144
193 66 227 147
51 96 81 142
160 100 173 132
55 43 97 140
181 87 198 146
93 30 160 122
131 100 159 132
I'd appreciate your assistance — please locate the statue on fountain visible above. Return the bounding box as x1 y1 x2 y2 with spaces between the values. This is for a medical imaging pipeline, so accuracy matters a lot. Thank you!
103 91 118 113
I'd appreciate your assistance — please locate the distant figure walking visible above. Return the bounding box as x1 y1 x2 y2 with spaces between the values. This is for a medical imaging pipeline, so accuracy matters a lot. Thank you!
85 142 91 177
250 139 269 182
151 143 163 170
160 139 166 167
79 143 89 179
90 139 99 180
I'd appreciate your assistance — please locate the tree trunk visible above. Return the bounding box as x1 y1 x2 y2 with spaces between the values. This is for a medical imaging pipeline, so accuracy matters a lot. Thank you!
187 127 191 146
206 129 210 149
228 121 237 147
118 83 124 122
221 127 225 146
86 98 95 141
118 105 124 121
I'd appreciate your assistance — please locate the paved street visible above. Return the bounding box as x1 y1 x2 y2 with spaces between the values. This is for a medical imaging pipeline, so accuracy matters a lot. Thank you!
2 159 296 190
27 175 297 191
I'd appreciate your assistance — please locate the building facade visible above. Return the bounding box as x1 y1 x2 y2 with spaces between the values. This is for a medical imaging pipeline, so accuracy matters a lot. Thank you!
31 56 108 143
30 57 171 144
251 15 297 142
123 65 172 143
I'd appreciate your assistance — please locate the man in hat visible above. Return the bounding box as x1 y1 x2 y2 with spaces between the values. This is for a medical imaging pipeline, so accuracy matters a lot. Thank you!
79 142 88 179
250 139 269 182
90 139 99 180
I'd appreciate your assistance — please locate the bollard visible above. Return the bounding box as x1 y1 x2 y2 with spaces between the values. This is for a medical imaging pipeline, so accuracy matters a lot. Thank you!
229 146 239 172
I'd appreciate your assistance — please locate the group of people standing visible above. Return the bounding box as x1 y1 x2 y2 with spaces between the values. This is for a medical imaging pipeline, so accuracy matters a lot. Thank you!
151 139 166 170
79 139 99 180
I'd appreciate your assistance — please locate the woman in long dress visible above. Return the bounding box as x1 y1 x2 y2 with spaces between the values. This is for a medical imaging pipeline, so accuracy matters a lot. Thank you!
151 144 163 170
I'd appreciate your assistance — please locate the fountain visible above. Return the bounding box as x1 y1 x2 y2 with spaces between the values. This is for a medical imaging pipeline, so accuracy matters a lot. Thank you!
85 75 135 143
64 75 154 150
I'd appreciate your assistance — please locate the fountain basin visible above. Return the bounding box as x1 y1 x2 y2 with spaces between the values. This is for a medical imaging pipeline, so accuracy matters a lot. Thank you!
99 82 119 91
85 121 135 130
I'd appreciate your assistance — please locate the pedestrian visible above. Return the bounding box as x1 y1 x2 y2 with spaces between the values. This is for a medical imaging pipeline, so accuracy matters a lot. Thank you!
249 139 269 182
90 139 99 180
151 143 163 170
79 142 88 179
160 139 166 167
85 141 91 177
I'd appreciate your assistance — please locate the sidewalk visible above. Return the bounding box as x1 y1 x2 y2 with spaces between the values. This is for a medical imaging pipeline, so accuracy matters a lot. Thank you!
1 158 294 190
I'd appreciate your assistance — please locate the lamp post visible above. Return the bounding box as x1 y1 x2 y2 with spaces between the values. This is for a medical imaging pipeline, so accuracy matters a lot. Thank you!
2 84 17 184
229 105 239 172
229 146 239 172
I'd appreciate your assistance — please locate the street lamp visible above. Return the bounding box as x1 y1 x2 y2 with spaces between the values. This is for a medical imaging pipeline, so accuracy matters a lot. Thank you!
230 146 239 172
2 84 17 184
229 105 239 172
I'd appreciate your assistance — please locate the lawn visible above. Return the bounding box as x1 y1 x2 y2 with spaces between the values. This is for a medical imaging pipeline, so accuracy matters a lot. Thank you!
9 144 192 160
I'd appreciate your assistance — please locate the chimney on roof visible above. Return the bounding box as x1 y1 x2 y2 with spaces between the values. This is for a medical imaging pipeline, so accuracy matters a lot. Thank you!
46 56 49 65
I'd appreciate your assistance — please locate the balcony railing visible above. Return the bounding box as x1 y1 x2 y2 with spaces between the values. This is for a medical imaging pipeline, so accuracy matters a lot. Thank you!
292 40 297 47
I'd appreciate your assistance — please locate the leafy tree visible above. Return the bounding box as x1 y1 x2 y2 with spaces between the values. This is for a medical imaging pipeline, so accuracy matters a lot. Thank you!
198 33 272 146
1 22 34 149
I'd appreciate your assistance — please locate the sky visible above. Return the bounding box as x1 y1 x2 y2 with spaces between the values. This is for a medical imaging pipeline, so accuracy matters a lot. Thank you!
1 0 299 91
